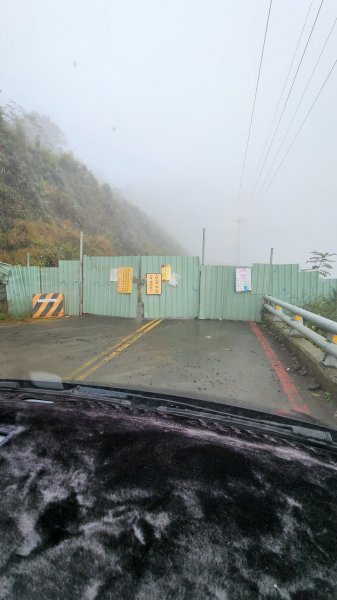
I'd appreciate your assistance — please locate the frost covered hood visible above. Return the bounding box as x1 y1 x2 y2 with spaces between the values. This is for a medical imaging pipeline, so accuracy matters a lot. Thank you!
1 391 337 599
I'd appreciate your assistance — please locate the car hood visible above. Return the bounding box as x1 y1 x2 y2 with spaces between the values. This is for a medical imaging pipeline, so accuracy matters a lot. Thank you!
1 392 337 599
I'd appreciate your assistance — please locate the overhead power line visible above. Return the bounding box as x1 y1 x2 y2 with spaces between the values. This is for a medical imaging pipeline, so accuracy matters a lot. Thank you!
247 13 337 209
246 0 325 209
235 0 273 210
252 0 315 196
251 59 337 206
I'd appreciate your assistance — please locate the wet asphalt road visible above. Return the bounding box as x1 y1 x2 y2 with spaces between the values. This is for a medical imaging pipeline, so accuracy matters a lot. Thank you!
0 315 335 426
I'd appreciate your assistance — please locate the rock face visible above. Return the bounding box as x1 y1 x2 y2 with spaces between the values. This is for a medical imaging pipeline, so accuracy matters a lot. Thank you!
0 111 183 266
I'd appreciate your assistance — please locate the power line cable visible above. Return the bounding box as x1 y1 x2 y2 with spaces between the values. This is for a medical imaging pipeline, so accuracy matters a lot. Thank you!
246 0 325 208
253 0 315 186
247 12 337 211
235 0 273 210
251 59 336 206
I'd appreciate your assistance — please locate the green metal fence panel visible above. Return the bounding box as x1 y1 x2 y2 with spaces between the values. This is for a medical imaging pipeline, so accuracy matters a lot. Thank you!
7 263 78 317
303 271 320 303
251 263 272 295
296 270 337 305
199 265 224 319
0 262 12 285
6 266 27 316
59 260 80 316
199 263 337 322
6 266 41 316
321 277 337 298
263 263 337 314
271 264 297 302
41 267 60 294
5 259 337 321
297 270 316 304
199 265 262 321
141 256 200 319
83 256 139 317
23 267 41 299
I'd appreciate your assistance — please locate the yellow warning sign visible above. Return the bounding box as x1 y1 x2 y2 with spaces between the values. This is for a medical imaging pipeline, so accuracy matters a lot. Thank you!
146 273 162 295
161 264 172 281
117 267 133 294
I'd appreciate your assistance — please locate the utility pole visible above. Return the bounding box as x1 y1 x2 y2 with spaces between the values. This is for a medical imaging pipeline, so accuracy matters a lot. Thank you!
269 247 274 295
234 219 246 266
79 231 83 316
201 228 206 266
26 253 30 268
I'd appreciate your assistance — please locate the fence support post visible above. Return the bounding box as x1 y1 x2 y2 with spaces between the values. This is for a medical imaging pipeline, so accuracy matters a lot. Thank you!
273 305 283 321
79 231 83 316
289 314 304 337
321 333 337 367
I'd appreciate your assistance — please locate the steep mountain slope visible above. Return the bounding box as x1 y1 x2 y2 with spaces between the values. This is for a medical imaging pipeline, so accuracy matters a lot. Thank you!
0 109 183 266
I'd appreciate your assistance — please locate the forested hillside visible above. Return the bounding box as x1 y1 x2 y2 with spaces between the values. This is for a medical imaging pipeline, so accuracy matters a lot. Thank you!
0 106 183 266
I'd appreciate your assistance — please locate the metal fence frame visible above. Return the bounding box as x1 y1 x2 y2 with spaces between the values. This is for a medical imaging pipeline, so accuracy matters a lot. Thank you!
4 258 337 323
141 256 200 319
83 255 139 318
6 262 80 317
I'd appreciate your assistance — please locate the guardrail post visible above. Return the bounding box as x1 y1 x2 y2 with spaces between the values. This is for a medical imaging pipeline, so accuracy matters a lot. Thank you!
289 314 304 337
272 305 283 322
264 295 337 369
321 333 337 368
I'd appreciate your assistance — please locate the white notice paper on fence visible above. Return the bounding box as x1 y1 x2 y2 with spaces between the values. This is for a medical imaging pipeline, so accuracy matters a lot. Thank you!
168 272 181 287
235 267 252 292
110 268 118 282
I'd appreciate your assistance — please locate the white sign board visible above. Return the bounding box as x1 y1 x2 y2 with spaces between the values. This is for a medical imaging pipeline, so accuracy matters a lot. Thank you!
110 268 118 282
235 267 252 292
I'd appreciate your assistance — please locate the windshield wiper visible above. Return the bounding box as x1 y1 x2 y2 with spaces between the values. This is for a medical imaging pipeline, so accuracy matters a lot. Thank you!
0 381 20 390
1 380 335 448
292 425 333 442
70 388 336 444
155 405 335 447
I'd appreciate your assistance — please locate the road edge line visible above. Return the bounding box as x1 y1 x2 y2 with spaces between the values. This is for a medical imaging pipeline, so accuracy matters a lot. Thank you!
249 321 310 415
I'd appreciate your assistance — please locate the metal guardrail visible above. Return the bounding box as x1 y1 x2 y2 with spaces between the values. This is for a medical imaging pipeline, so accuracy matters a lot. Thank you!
263 295 337 368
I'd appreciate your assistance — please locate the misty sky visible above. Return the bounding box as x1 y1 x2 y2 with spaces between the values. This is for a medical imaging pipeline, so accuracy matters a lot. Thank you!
1 0 336 271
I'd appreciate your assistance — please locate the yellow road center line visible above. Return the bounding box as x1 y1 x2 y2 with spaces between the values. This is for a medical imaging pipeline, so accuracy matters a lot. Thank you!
77 319 163 382
65 319 160 381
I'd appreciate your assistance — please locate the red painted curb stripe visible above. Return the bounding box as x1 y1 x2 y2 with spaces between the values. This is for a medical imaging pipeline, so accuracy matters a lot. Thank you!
249 321 310 416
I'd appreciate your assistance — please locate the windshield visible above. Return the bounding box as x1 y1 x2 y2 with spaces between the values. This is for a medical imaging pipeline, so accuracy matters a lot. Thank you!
1 0 337 430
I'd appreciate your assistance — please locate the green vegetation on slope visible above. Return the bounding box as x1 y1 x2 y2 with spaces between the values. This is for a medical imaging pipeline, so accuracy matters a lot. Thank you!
0 107 183 266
